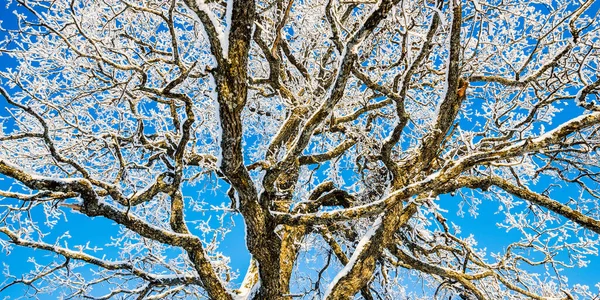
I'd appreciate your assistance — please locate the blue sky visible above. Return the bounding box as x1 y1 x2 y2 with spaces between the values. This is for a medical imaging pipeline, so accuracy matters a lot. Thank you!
0 0 599 298
0 3 253 297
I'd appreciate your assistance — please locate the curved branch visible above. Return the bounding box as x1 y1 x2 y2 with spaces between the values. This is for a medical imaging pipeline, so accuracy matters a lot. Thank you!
0 159 232 300
459 176 600 235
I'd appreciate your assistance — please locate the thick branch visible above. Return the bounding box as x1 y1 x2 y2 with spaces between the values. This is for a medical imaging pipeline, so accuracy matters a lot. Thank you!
418 1 463 169
0 159 231 300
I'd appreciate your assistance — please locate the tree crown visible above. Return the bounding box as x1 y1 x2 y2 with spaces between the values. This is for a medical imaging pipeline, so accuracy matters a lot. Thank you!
1 0 600 298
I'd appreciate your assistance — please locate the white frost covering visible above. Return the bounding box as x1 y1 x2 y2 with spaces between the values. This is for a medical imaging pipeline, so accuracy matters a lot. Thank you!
323 216 383 297
2 158 82 185
271 171 442 221
494 112 600 152
222 0 233 58
575 88 583 104
207 75 224 168
234 267 260 299
195 0 229 59
530 112 598 143
426 4 447 28
233 280 260 300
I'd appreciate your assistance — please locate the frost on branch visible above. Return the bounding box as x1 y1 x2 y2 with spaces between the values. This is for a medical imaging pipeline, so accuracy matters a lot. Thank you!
1 0 600 299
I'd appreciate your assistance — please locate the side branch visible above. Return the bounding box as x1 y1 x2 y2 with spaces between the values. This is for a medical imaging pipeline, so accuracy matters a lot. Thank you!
0 228 201 287
276 0 401 171
299 139 356 165
458 176 600 235
182 0 226 64
0 159 232 300
418 0 463 169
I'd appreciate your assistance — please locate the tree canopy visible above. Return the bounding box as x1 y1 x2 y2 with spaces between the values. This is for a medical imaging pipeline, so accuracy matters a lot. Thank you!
1 0 600 298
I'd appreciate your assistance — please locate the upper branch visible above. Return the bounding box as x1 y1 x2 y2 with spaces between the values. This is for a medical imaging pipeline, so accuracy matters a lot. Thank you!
418 0 463 169
183 0 227 65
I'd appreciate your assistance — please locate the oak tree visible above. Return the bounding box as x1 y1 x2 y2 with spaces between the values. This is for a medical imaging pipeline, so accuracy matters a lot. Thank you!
1 0 600 298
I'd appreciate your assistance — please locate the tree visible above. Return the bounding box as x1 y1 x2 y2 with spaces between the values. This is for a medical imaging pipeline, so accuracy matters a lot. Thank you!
0 0 599 298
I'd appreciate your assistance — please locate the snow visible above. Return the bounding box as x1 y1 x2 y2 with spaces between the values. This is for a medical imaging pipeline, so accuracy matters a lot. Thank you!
207 75 223 168
324 216 383 297
273 170 443 223
194 0 228 59
234 259 260 300
234 191 240 210
575 88 584 104
427 4 447 28
222 0 233 59
27 173 82 185
530 112 598 144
